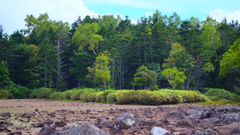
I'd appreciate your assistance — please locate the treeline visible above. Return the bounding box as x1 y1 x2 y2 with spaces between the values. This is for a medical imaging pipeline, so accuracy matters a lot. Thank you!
0 10 240 92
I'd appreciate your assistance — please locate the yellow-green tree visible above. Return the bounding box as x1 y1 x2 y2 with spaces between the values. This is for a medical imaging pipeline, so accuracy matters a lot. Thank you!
220 39 240 76
162 67 186 89
88 51 112 90
72 23 103 54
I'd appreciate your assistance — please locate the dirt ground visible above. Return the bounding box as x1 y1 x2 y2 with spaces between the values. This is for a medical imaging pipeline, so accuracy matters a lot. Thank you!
0 99 176 113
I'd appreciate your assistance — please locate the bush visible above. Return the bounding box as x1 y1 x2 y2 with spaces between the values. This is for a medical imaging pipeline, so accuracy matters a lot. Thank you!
115 90 139 104
37 88 54 98
80 92 96 102
0 89 10 99
204 88 240 101
95 90 116 103
138 90 181 105
50 92 63 99
176 90 207 103
107 92 117 103
29 88 54 99
63 90 73 99
4 82 30 99
70 90 84 100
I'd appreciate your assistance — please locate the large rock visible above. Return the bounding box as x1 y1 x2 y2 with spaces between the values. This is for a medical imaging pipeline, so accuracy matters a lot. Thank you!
57 122 109 135
192 128 217 135
21 113 32 118
116 112 135 129
177 115 198 128
38 124 57 135
220 113 240 124
150 127 170 135
0 113 11 117
55 121 67 127
0 123 10 132
96 117 114 128
43 119 54 125
186 109 212 119
199 118 220 128
231 127 240 135
109 127 124 135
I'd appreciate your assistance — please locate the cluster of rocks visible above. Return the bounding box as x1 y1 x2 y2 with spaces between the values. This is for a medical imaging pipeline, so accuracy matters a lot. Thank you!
0 104 240 135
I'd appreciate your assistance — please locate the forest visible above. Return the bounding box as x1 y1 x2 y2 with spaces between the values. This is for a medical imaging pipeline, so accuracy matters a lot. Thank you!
0 10 240 95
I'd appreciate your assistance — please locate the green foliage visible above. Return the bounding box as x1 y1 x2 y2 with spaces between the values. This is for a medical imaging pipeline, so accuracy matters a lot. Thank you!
0 89 10 99
162 67 187 89
88 51 112 90
220 39 240 76
0 61 11 87
62 90 73 99
44 88 207 105
29 87 54 98
50 92 64 99
4 82 30 99
204 88 240 101
72 23 103 54
200 18 222 62
115 90 140 104
106 92 117 103
176 90 207 103
134 65 158 90
70 89 85 100
56 77 67 91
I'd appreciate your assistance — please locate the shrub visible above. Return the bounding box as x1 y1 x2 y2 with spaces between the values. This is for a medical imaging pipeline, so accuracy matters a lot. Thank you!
95 90 116 103
107 92 117 103
70 90 84 100
37 88 54 98
80 92 96 102
176 90 207 103
0 89 10 99
204 88 239 101
115 90 139 104
4 82 30 99
50 92 63 99
29 88 54 99
138 90 181 105
63 90 73 99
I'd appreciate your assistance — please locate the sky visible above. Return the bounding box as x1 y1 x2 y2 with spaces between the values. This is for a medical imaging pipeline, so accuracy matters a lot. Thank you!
1 0 240 35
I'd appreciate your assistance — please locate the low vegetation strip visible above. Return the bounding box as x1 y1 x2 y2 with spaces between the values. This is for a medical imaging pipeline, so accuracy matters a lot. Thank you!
48 88 207 105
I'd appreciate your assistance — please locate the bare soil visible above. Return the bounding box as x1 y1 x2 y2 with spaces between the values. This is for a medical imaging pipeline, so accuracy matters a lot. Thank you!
0 99 175 113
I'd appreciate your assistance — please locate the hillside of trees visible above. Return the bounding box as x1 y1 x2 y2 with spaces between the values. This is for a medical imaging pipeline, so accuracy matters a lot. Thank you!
0 10 240 94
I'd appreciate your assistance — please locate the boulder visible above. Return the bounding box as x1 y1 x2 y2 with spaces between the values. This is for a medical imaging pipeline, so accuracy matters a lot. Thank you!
43 119 54 125
109 127 124 135
0 123 10 132
231 127 240 135
21 113 32 118
151 127 170 135
0 113 11 117
57 122 109 135
199 118 220 128
192 128 217 135
96 117 114 128
38 124 57 135
32 122 44 127
55 121 67 127
177 115 198 128
116 112 135 129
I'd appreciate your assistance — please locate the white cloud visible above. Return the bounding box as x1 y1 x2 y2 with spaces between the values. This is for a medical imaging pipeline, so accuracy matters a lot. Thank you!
0 0 100 35
209 8 240 22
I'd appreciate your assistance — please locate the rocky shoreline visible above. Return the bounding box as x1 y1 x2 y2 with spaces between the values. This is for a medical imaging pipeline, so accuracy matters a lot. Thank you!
0 104 240 135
